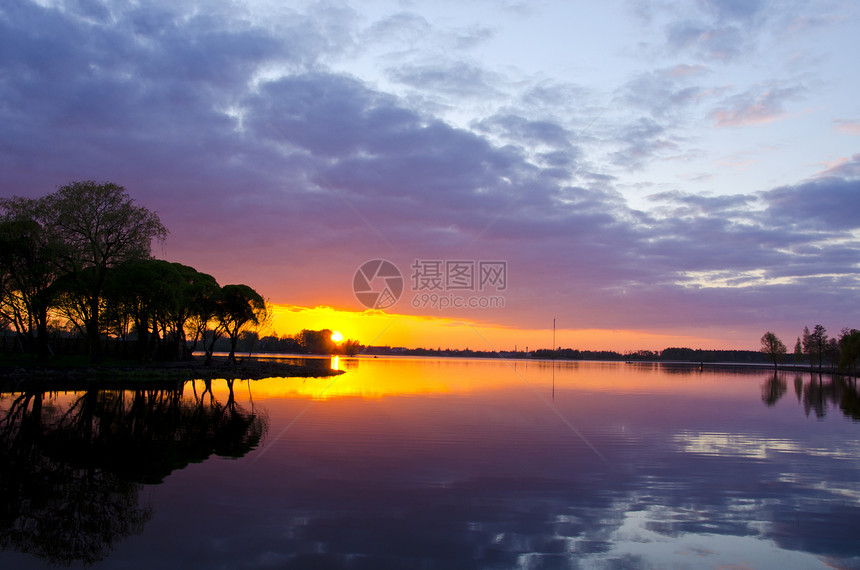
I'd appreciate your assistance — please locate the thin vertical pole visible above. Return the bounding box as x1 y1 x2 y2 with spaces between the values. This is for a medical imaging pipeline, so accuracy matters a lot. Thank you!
552 318 556 400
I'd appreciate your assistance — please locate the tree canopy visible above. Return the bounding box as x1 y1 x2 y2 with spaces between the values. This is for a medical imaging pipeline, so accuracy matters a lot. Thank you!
760 331 787 368
0 216 61 358
214 284 269 365
802 324 829 371
1 181 267 364
1 182 168 360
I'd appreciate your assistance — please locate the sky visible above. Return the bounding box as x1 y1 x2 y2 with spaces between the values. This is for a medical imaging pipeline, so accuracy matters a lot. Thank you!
1 0 859 351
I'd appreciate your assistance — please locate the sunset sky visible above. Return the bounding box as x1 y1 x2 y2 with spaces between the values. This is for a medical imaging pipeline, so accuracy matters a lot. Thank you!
2 0 859 351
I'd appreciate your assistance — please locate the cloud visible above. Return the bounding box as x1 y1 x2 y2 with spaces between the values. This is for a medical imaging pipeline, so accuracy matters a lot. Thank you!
388 61 503 99
474 114 573 151
363 12 432 46
647 190 754 217
619 68 711 118
666 21 749 61
763 176 860 232
451 25 495 49
665 63 710 78
834 119 860 135
699 0 767 24
520 81 592 110
1 0 858 343
710 84 803 127
615 65 734 153
815 154 860 178
651 0 771 61
610 118 680 169
363 11 493 55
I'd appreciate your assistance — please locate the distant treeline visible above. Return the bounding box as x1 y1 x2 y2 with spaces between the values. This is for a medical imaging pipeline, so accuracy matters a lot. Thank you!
623 347 770 363
354 345 769 363
222 329 361 356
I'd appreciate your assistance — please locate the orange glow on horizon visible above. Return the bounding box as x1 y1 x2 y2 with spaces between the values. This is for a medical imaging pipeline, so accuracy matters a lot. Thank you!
265 304 753 352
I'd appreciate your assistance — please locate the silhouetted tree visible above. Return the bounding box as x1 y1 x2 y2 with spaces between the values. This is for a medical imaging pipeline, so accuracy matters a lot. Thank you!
0 212 61 359
338 339 361 356
51 266 99 339
296 328 336 354
793 337 803 364
213 284 268 364
187 275 224 363
102 259 185 359
152 263 219 360
6 182 167 361
239 330 260 356
802 325 828 372
760 331 787 369
258 334 301 353
838 329 860 378
825 337 841 371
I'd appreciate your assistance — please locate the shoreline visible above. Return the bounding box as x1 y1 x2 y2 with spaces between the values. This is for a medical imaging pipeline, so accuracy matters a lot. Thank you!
0 355 343 391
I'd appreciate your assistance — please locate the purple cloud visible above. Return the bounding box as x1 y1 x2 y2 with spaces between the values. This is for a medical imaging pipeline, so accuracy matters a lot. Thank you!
710 84 804 127
0 0 857 346
763 175 860 232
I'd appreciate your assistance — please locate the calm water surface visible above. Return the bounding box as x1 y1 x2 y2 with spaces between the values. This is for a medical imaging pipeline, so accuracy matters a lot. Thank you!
2 357 859 569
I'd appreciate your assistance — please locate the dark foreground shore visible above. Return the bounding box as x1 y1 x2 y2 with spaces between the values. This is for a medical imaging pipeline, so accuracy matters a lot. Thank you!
0 355 342 390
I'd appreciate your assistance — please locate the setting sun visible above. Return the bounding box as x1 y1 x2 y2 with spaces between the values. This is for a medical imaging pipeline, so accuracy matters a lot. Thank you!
331 330 344 343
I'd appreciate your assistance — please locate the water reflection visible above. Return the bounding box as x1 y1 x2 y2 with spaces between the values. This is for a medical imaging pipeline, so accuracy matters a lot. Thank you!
2 360 860 568
225 361 860 568
761 371 787 406
760 371 860 420
0 379 267 565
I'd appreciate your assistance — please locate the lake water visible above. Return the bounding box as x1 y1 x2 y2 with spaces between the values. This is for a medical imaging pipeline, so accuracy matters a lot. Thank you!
2 357 859 569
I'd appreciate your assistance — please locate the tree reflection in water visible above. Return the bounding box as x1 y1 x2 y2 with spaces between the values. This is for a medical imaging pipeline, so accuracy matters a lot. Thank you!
761 371 787 406
0 379 267 565
759 372 860 420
